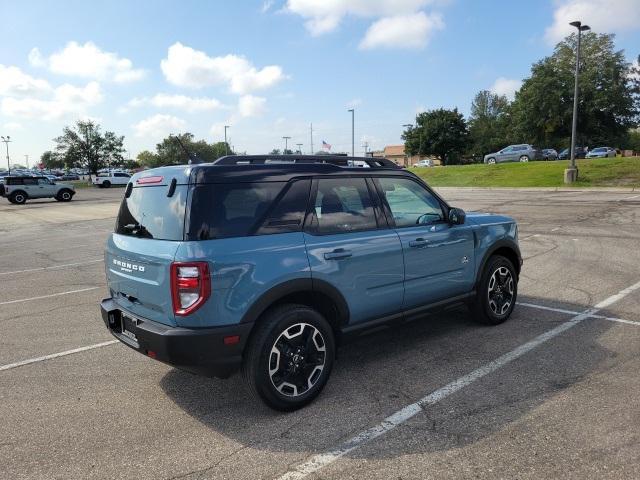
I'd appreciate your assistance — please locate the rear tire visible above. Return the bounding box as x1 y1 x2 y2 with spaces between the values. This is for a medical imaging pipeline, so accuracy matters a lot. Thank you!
9 191 27 204
242 304 335 411
519 155 529 162
102 180 111 188
473 255 518 325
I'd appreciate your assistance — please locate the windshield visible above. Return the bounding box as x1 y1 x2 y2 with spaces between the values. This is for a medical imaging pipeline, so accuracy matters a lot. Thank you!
115 185 187 240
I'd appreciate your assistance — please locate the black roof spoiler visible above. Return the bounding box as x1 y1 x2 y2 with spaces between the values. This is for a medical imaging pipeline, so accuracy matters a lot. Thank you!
213 155 400 169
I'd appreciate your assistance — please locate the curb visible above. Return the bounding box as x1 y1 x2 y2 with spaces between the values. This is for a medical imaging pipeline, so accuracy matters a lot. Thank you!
433 186 637 192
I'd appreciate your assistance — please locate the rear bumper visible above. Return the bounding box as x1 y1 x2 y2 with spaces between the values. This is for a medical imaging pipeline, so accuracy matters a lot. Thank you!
100 298 253 378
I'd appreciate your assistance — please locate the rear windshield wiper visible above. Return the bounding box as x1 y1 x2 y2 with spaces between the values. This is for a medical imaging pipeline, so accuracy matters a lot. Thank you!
122 223 153 238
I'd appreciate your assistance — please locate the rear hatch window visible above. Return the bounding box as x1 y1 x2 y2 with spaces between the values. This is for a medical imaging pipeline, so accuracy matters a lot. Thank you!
115 185 188 240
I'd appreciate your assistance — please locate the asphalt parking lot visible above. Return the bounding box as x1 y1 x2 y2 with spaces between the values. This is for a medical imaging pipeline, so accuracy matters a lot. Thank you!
1 187 639 480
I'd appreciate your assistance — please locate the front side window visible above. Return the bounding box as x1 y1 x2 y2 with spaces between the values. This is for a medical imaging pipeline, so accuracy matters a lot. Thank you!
377 177 444 228
311 177 377 234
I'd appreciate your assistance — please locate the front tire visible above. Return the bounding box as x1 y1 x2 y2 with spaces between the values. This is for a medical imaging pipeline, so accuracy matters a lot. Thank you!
487 157 496 165
519 155 529 162
473 255 518 325
56 189 73 202
102 180 111 188
242 304 335 411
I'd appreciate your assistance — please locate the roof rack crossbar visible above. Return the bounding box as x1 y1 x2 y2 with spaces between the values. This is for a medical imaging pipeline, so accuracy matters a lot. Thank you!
213 155 399 169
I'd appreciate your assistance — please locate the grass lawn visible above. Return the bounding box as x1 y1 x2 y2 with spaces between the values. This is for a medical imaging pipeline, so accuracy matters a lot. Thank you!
413 157 640 188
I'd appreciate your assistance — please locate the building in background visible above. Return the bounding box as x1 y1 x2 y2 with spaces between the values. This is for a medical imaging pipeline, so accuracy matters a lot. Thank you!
370 145 440 167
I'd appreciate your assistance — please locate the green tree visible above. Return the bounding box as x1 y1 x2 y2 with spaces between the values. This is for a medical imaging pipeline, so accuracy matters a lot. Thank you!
137 150 160 168
269 148 281 155
510 33 639 148
153 133 233 166
403 108 469 165
468 90 512 157
40 150 65 170
53 120 125 174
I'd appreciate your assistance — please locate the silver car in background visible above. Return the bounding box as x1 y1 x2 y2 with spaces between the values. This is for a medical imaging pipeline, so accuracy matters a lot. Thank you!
484 144 542 164
586 147 616 158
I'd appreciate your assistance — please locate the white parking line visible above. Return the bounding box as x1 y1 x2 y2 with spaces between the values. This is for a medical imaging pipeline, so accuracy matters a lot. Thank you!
519 302 640 327
0 259 102 275
0 341 117 372
276 280 640 480
0 287 100 306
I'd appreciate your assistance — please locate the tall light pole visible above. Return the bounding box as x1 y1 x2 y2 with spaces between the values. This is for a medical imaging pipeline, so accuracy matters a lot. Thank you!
1 136 11 174
24 154 29 169
296 143 303 154
282 136 291 154
348 109 355 157
402 123 413 167
565 20 590 184
224 125 230 155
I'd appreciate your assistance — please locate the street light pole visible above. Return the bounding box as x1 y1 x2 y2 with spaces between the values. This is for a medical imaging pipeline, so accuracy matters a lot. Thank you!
282 136 291 153
348 109 355 157
565 20 590 184
224 125 230 155
296 143 303 154
1 136 11 174
24 155 29 169
402 123 413 167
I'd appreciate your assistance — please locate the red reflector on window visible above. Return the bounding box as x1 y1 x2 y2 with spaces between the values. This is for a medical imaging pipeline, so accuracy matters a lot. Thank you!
137 175 163 184
224 335 240 345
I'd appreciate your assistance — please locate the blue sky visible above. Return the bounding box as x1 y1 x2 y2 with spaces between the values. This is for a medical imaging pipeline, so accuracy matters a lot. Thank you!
1 0 639 166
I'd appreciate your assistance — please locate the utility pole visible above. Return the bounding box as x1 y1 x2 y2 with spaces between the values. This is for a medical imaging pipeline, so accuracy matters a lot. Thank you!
348 109 355 157
1 136 11 174
361 142 369 156
565 20 590 184
296 143 303 154
402 123 413 167
224 125 230 155
282 136 291 154
310 123 314 154
24 154 29 169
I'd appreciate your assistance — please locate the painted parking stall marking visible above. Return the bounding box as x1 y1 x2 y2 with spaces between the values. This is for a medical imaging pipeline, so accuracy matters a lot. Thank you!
0 341 118 372
276 280 640 480
0 287 100 306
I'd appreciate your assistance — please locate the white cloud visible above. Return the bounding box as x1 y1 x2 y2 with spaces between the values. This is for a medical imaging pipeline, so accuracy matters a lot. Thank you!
160 43 286 94
33 41 145 83
490 77 522 100
346 98 362 108
545 0 640 44
1 81 102 120
238 95 267 117
0 64 52 97
2 122 23 131
287 0 435 35
261 0 275 13
359 12 443 50
127 94 225 113
132 114 186 138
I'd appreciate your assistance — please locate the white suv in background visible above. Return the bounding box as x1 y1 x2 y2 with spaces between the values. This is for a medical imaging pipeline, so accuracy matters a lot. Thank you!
92 171 131 188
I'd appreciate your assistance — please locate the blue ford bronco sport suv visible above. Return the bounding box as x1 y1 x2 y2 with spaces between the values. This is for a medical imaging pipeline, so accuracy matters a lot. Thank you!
101 155 521 411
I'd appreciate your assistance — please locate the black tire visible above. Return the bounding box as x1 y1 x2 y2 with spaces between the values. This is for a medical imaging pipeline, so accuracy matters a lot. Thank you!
102 180 111 188
519 155 529 162
56 189 73 202
242 304 335 411
473 255 518 325
9 191 27 204
486 157 496 165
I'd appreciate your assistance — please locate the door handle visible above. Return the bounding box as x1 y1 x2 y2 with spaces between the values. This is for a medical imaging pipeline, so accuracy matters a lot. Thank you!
324 249 352 260
409 238 429 248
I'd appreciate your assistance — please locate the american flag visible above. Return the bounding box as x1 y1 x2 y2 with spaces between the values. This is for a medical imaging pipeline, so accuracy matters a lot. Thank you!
322 140 332 150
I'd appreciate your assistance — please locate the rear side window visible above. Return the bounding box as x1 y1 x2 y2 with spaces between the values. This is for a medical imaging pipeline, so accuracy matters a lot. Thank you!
115 185 187 240
187 182 286 240
310 177 377 235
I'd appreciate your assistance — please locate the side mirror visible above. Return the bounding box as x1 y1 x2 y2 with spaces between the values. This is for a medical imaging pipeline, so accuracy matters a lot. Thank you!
448 207 466 225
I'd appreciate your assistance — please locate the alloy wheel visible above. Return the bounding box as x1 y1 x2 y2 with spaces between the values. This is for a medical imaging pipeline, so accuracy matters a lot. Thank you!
268 322 326 397
487 266 514 315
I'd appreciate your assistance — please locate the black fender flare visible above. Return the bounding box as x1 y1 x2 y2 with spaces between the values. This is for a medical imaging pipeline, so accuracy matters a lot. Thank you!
240 278 350 326
474 238 522 289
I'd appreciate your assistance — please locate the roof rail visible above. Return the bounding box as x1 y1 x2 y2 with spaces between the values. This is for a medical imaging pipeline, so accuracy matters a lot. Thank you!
213 154 400 169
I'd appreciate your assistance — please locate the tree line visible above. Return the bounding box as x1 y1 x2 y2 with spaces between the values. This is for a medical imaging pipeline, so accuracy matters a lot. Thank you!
404 32 640 165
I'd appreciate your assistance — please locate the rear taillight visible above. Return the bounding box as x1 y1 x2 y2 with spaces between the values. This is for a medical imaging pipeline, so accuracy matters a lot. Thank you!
170 262 211 316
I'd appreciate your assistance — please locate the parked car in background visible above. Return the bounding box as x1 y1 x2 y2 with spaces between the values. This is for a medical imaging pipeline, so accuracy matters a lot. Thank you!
558 147 587 160
91 171 131 187
586 147 616 158
412 159 434 168
541 149 558 160
59 174 81 181
484 144 542 164
1 176 75 204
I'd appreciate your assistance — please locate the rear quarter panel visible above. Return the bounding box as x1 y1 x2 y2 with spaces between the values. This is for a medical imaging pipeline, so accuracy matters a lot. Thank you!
173 232 311 328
